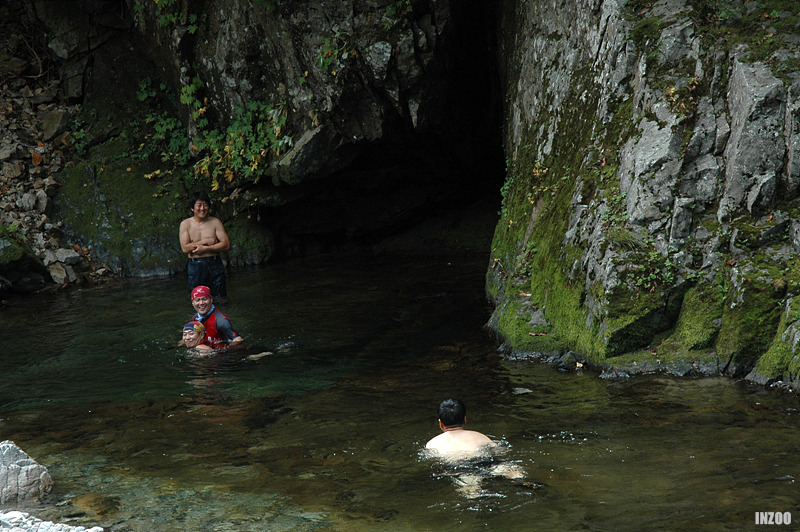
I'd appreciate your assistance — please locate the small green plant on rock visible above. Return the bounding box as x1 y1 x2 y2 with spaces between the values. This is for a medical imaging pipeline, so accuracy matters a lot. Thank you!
194 101 292 191
136 77 158 102
318 31 355 79
180 77 208 129
383 0 412 30
69 116 88 154
499 173 516 217
518 240 538 277
135 76 292 195
664 77 700 118
141 112 190 171
630 238 678 292
153 0 199 33
255 0 278 13
601 189 628 229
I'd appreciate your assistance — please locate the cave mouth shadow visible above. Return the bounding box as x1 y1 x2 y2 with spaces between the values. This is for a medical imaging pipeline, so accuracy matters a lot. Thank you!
267 0 506 258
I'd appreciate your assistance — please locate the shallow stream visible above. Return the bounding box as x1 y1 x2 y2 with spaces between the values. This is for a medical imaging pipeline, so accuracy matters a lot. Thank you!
2 252 799 531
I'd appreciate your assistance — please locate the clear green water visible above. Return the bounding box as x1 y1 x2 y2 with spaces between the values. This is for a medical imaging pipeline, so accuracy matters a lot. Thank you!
1 253 799 531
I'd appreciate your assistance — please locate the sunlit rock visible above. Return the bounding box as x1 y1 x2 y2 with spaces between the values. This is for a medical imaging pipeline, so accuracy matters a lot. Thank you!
0 440 53 503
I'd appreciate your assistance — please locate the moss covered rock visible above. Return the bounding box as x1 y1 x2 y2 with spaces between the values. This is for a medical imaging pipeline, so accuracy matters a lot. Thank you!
0 225 49 292
488 0 800 383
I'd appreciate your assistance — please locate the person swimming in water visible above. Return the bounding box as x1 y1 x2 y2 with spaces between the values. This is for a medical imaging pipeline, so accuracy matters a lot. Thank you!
425 398 531 498
181 320 213 352
189 285 243 348
180 312 274 362
425 398 496 457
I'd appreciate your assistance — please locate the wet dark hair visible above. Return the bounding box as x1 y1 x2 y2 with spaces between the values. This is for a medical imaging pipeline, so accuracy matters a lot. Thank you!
438 398 466 427
188 190 211 211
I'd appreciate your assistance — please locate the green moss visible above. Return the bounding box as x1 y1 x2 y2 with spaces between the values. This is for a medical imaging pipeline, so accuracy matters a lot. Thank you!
756 297 800 378
490 57 681 361
56 134 185 268
757 331 793 379
787 352 800 380
715 280 782 366
676 283 724 350
648 283 722 360
629 17 662 51
225 215 276 266
0 225 35 264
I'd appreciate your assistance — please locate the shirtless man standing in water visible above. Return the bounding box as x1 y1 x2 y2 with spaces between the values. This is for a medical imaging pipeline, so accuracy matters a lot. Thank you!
179 191 231 298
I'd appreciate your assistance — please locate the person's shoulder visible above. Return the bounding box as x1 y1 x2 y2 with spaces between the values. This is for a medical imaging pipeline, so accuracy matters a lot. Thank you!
425 433 445 449
466 430 494 445
213 307 230 318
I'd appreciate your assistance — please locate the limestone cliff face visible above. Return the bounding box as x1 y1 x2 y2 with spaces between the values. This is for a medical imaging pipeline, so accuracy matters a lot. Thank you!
488 0 800 385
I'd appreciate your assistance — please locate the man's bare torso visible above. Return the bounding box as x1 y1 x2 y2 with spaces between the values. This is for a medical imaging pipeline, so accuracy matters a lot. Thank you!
181 216 223 258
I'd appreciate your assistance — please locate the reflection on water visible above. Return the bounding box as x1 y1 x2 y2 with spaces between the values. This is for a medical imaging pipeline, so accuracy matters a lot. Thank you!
2 253 800 530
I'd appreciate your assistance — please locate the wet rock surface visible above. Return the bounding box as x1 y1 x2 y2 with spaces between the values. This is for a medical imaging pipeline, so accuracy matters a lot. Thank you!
0 2 113 295
0 441 52 504
0 511 103 532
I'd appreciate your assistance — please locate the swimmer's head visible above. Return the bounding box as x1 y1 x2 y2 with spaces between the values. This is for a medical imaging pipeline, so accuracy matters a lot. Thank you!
183 320 206 348
438 398 467 428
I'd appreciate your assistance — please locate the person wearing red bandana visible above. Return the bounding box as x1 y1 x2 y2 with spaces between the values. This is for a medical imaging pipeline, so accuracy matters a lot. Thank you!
189 285 243 348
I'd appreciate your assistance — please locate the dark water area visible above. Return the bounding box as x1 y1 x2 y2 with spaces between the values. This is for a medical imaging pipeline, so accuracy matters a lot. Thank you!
2 252 800 531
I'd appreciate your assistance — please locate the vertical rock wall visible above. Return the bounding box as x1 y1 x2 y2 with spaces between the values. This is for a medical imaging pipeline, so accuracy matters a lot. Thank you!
489 0 800 385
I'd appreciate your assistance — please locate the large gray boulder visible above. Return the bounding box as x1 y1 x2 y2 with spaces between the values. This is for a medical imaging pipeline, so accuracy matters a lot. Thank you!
0 441 53 503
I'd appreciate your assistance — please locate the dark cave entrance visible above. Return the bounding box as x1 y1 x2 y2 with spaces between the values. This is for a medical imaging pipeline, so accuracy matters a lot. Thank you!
265 0 507 258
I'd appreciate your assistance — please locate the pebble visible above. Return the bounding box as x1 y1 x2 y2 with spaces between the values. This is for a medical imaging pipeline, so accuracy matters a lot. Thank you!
0 511 103 532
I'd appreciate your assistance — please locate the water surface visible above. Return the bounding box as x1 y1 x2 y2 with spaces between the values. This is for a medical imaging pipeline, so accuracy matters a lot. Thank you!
1 253 799 531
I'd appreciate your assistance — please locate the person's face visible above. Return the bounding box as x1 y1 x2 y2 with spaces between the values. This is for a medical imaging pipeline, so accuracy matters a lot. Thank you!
192 200 210 219
192 295 213 315
183 328 204 347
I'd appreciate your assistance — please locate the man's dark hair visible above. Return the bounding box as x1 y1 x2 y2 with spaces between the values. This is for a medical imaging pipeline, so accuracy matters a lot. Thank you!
438 398 466 427
188 190 211 211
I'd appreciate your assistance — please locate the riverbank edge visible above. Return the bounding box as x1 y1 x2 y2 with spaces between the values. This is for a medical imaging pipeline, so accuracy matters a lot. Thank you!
499 343 799 394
